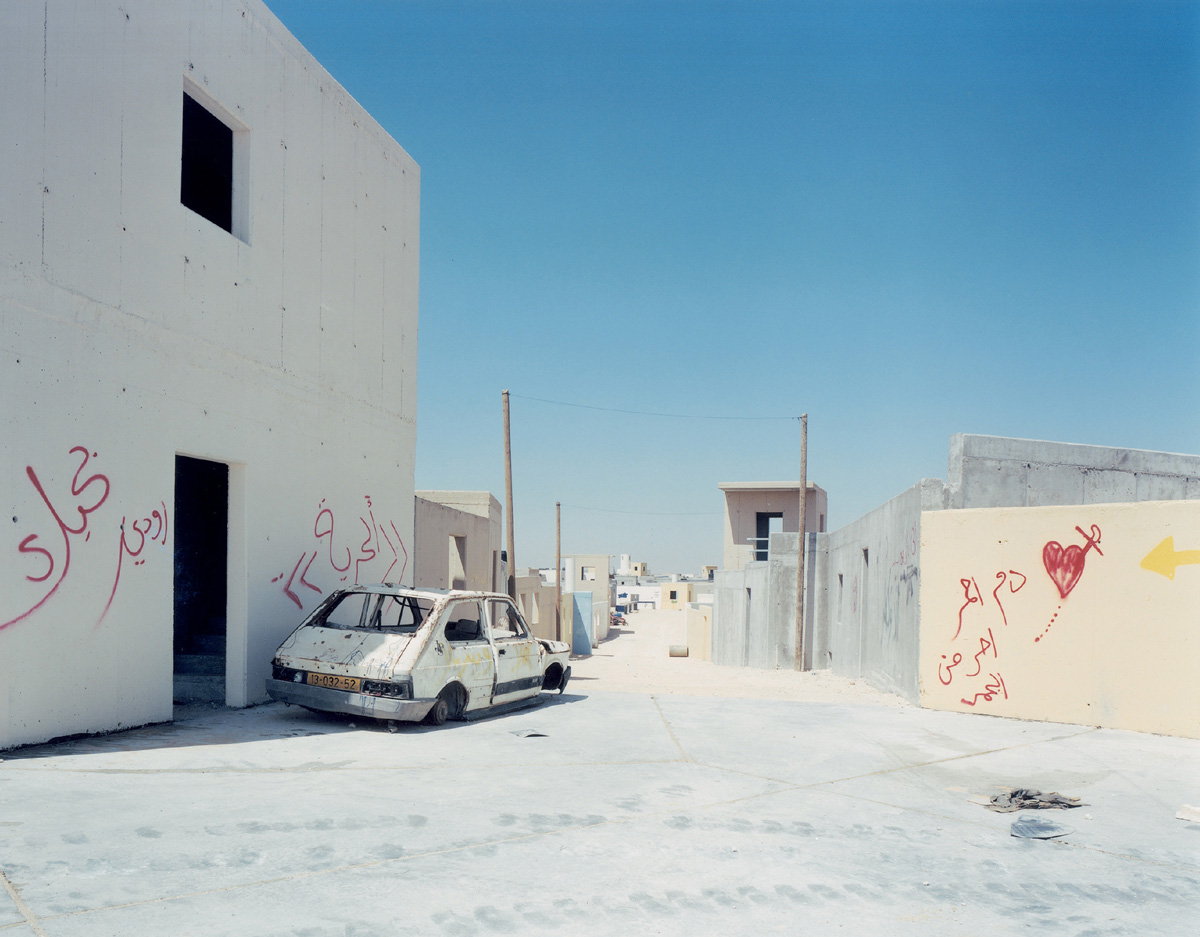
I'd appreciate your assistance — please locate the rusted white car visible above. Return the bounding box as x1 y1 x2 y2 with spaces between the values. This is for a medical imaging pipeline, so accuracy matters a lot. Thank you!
267 586 571 725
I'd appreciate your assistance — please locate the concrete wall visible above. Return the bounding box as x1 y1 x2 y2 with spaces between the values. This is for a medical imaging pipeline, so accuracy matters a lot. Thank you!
920 500 1200 738
412 492 501 592
816 436 1200 704
1 1 419 749
563 553 610 644
819 480 944 701
946 435 1200 509
719 482 828 571
685 603 712 660
713 532 819 670
711 564 766 667
514 568 559 642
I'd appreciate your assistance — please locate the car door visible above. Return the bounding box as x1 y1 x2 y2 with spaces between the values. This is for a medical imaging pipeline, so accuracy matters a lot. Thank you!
412 599 494 713
486 598 541 704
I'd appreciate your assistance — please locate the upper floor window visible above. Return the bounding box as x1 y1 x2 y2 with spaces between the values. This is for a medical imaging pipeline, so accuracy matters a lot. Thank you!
180 78 249 242
181 92 233 232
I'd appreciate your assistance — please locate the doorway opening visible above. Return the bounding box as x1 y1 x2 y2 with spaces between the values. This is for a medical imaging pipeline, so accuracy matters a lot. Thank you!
755 512 783 561
173 455 229 704
449 535 467 590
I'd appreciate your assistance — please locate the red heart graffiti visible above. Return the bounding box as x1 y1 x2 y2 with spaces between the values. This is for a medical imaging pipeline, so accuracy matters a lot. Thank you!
1043 541 1086 598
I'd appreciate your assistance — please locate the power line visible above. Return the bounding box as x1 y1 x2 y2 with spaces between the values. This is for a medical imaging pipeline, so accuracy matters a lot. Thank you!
510 393 799 421
562 504 720 516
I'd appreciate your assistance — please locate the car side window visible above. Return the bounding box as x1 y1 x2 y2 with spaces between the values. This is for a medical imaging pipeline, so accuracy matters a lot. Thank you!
487 599 529 640
444 601 485 644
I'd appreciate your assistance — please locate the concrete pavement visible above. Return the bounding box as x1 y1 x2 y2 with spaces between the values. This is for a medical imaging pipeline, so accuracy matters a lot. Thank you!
2 684 1198 936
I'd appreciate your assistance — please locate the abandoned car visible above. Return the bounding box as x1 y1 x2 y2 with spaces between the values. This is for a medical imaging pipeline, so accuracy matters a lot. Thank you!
267 586 572 724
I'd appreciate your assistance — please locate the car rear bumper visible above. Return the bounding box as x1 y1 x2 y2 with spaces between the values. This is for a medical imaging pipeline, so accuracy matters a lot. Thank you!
266 678 437 722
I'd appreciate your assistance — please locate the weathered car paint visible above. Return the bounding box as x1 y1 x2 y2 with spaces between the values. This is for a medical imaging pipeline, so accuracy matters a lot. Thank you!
266 587 572 723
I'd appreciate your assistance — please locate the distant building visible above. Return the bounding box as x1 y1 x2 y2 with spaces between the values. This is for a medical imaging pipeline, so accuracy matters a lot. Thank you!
561 553 612 647
718 481 828 571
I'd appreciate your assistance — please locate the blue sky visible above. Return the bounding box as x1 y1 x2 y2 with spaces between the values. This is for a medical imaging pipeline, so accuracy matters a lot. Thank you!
269 0 1200 575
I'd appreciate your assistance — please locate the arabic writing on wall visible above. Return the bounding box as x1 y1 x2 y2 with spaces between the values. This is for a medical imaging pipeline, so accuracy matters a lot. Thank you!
933 522 1103 710
3 446 168 632
270 495 408 609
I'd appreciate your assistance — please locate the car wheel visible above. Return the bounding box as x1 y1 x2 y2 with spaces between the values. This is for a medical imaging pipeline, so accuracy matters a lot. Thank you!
558 665 571 695
426 695 450 726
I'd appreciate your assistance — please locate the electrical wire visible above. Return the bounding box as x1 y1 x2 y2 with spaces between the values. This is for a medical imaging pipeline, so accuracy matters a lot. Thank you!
509 393 799 421
561 504 720 516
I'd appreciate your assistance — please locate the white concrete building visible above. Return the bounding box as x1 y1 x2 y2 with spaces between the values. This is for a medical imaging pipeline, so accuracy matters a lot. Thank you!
1 1 420 749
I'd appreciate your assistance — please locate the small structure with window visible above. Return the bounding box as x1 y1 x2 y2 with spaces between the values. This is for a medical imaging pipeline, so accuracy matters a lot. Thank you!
718 481 828 571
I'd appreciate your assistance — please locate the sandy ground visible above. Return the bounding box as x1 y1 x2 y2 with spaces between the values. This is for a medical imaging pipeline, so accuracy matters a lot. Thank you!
569 607 910 706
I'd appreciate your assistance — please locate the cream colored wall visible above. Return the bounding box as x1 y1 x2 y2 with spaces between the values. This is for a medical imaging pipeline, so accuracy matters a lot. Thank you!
660 583 693 610
686 604 712 660
919 500 1200 738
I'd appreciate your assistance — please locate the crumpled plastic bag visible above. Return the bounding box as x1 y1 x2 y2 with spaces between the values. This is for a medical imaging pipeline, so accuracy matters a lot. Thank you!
988 788 1083 813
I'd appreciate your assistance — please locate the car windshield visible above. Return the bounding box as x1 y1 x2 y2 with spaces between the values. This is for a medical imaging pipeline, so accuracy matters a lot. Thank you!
311 591 434 633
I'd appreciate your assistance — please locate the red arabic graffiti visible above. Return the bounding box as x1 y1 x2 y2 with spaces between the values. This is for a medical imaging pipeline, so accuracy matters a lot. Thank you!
4 447 111 629
1036 524 1103 642
271 495 408 609
4 446 166 631
940 564 1027 708
953 577 983 640
96 502 169 627
991 570 1027 628
961 672 1007 707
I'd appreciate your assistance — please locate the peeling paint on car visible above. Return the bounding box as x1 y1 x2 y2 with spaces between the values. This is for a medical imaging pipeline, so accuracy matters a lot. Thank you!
266 586 571 724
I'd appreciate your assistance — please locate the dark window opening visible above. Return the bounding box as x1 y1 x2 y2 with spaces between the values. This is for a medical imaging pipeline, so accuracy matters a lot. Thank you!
755 512 783 561
181 93 233 232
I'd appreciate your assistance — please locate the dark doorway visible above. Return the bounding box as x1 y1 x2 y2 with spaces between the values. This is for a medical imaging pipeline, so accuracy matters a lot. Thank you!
755 512 784 561
173 455 228 703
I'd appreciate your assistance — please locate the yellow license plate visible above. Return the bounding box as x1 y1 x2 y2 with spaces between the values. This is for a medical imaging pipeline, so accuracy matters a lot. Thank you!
306 672 361 692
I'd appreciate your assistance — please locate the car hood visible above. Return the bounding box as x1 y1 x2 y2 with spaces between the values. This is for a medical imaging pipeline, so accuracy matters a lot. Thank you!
275 625 416 679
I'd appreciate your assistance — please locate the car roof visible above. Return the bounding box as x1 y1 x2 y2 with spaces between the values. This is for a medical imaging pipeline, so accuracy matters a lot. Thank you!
338 584 514 601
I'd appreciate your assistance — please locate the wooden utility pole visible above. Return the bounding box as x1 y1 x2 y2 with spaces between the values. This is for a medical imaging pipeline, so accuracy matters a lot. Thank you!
793 413 808 671
555 501 562 642
502 389 516 599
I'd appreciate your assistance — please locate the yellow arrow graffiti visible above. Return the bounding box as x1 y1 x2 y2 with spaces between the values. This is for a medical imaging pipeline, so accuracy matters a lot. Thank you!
1141 537 1200 580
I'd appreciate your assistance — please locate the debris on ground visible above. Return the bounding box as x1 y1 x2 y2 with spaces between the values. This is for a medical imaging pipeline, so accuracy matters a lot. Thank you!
1176 805 1200 823
1011 815 1074 839
987 788 1083 812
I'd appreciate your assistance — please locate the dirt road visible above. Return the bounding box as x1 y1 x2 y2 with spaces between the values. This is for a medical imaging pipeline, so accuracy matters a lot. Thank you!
569 607 909 706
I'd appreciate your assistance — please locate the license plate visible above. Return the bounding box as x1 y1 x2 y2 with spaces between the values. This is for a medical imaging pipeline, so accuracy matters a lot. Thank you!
306 672 361 692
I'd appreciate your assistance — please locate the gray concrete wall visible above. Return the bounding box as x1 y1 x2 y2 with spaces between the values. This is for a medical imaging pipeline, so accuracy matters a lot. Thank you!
946 435 1200 509
821 479 944 701
759 532 817 671
413 495 500 591
711 564 768 667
